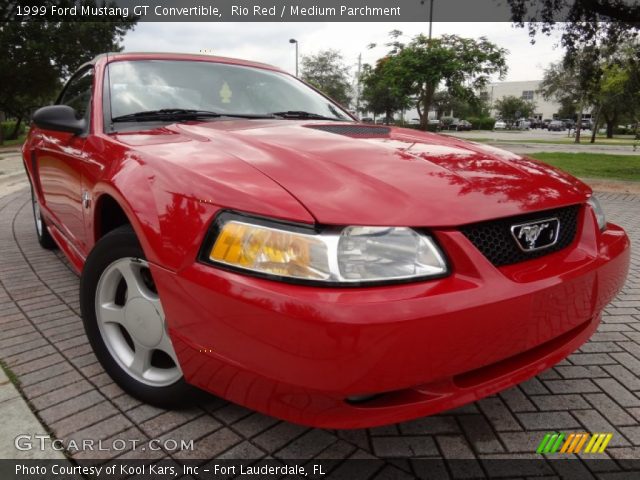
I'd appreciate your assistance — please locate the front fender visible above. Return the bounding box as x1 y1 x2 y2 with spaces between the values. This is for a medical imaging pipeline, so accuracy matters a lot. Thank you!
93 160 219 272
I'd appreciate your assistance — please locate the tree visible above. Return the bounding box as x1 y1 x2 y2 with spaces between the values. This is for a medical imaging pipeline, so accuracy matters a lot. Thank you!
360 59 412 123
432 91 463 119
494 96 536 125
598 66 627 138
540 62 583 114
593 41 640 139
0 1 137 143
557 98 578 120
507 0 640 142
0 22 60 142
507 0 640 55
300 50 352 107
540 41 640 142
539 47 603 143
374 34 507 129
432 90 490 119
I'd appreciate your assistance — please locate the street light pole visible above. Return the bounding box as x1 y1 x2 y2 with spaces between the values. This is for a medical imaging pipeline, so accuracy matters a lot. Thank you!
428 0 434 39
355 52 362 115
421 0 435 39
289 38 299 77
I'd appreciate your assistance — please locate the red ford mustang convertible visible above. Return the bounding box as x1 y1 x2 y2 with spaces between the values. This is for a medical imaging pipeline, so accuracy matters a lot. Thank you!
23 53 629 428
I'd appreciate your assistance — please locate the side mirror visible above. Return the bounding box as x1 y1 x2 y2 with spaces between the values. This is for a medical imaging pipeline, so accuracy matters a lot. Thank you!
32 105 87 135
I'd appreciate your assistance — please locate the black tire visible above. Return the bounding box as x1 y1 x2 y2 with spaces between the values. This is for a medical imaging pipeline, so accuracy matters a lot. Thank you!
80 224 194 408
30 183 57 250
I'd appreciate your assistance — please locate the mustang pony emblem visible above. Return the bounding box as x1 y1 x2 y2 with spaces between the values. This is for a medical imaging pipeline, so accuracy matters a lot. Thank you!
510 218 560 251
519 223 549 248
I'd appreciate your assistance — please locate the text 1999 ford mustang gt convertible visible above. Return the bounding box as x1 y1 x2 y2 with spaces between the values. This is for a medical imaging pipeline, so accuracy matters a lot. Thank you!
23 53 629 428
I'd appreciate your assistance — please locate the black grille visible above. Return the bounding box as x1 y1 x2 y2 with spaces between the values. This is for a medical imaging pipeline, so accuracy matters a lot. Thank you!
461 205 581 266
306 125 391 137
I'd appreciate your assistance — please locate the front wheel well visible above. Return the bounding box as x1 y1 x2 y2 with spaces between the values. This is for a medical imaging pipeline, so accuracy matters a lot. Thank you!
94 194 131 241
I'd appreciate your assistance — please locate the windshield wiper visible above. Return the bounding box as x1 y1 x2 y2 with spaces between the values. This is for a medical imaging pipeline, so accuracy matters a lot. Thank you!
111 109 274 123
270 111 345 121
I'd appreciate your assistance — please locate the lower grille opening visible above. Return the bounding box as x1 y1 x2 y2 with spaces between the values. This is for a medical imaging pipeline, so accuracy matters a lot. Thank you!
454 318 590 389
345 394 383 405
345 318 592 409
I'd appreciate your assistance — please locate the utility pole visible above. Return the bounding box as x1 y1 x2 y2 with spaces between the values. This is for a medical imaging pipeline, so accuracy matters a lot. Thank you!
418 0 435 126
421 0 435 39
428 0 434 39
355 53 362 115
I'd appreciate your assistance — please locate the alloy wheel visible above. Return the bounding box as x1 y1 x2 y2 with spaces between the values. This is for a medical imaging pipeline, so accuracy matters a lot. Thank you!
95 257 182 387
31 190 43 237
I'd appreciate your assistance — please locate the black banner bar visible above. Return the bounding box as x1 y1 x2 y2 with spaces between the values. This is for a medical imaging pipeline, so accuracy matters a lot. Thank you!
1 458 640 480
4 0 542 23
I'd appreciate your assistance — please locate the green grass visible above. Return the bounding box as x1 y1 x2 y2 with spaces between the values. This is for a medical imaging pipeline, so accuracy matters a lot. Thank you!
530 152 640 182
503 138 637 146
0 359 20 388
0 133 26 148
453 136 638 147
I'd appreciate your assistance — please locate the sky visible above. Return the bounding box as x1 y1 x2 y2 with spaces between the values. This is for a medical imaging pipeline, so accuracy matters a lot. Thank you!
122 22 566 83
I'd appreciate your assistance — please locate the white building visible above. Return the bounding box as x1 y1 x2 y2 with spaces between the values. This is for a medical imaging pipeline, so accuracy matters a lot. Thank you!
365 79 592 123
396 80 562 123
486 80 559 121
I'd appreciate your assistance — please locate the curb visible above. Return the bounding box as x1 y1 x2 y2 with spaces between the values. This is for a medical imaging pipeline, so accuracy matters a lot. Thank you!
0 365 66 459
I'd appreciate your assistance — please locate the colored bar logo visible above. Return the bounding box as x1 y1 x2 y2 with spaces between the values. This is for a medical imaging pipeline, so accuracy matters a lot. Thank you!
536 432 612 454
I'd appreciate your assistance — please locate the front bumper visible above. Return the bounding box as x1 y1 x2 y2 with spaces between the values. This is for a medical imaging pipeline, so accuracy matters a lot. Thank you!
151 206 630 428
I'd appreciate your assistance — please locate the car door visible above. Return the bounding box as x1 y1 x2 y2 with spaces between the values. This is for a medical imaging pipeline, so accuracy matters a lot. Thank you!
35 67 94 253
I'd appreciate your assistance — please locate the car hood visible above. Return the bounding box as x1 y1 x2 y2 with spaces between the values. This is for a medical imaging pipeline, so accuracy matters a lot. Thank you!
114 120 590 227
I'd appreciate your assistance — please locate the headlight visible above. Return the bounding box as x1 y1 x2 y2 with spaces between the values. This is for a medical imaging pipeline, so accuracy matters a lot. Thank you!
587 197 607 231
201 212 448 285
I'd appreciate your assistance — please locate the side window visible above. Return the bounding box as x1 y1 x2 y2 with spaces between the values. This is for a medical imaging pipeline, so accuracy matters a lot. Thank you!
59 68 94 119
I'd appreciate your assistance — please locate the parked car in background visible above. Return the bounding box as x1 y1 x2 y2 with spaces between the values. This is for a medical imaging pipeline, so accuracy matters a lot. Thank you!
580 119 592 130
515 119 530 130
493 120 507 130
542 119 552 129
439 116 455 129
361 117 374 124
427 119 442 131
376 117 395 125
23 52 630 429
561 119 575 129
449 119 472 131
548 120 565 131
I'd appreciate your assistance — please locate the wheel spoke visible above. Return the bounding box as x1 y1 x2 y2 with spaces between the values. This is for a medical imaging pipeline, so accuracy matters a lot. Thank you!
115 260 149 300
130 342 152 377
98 302 127 326
149 296 164 318
148 298 180 367
156 330 180 366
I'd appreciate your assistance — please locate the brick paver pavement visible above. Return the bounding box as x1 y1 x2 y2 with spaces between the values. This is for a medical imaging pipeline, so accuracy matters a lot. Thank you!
1 187 639 477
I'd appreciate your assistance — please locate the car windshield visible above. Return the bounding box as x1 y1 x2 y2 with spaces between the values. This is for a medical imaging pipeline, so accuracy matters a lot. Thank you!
107 59 352 123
